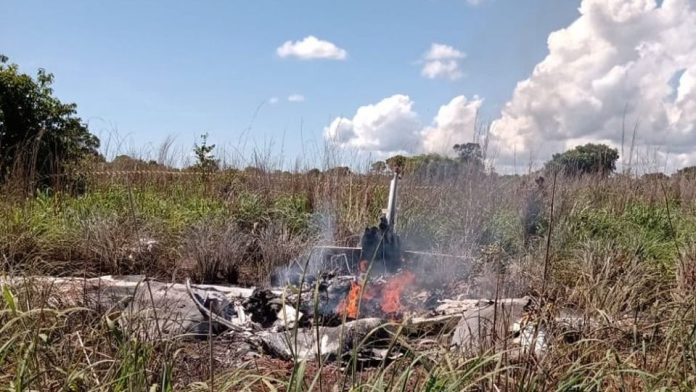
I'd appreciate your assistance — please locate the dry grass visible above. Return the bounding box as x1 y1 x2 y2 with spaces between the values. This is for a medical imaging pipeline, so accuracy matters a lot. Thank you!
1 168 696 390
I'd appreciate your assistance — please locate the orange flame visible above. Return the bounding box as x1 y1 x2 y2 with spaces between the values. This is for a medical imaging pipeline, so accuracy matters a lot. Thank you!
336 280 374 319
336 269 415 318
380 270 415 314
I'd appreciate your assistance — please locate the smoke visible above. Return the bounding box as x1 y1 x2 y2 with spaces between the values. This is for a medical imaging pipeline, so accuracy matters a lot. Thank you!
269 204 337 287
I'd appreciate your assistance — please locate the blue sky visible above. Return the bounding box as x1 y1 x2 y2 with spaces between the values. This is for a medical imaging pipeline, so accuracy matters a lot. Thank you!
1 0 579 165
3 0 696 172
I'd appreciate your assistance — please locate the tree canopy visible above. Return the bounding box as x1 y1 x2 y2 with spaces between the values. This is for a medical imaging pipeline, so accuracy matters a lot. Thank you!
191 133 219 172
453 142 483 169
0 55 99 190
381 143 485 181
544 143 619 176
370 160 387 174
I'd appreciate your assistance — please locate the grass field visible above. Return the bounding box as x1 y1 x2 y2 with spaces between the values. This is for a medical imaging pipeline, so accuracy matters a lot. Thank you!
1 168 695 391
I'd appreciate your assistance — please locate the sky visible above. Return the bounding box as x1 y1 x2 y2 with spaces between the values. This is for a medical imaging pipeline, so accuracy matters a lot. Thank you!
2 0 696 173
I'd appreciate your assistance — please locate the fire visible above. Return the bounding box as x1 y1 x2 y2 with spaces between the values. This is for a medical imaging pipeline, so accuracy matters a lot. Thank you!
380 270 415 314
335 269 415 319
336 280 374 319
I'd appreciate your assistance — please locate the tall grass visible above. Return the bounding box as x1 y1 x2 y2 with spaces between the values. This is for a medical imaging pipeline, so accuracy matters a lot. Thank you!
1 164 696 389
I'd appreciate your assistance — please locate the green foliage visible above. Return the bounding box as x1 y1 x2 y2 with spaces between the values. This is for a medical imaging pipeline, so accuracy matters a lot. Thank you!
479 208 523 254
385 155 407 172
384 154 465 181
0 183 230 275
384 150 485 182
545 143 619 176
109 155 165 171
453 142 483 170
0 55 99 189
191 133 219 172
232 191 268 229
1 172 696 389
370 160 387 174
272 194 311 234
562 201 694 265
68 185 228 231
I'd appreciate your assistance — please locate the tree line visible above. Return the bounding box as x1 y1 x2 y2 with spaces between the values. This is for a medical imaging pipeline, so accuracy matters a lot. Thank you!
2 55 693 192
371 142 621 179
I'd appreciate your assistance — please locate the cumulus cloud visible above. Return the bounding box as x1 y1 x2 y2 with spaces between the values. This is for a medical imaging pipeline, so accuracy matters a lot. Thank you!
324 94 482 156
491 0 696 170
421 43 466 80
324 95 423 154
422 96 483 154
287 94 305 102
276 36 348 60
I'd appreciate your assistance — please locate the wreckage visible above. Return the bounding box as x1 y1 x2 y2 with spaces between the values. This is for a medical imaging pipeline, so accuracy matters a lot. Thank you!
2 173 576 364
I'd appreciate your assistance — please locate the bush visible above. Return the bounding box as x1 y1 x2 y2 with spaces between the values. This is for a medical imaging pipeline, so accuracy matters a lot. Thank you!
545 143 619 176
272 194 311 235
232 191 268 230
183 219 248 284
0 55 99 191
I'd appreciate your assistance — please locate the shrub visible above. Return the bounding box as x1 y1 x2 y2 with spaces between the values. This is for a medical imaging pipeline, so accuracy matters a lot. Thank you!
0 55 99 191
545 143 619 176
232 191 268 230
183 219 248 284
272 194 311 235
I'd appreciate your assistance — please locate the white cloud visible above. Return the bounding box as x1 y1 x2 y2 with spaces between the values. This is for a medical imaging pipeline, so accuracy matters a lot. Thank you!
491 0 696 170
276 36 348 60
425 43 466 61
324 94 481 156
421 43 466 80
422 60 463 80
324 95 422 155
287 94 305 102
268 97 279 104
466 0 486 5
422 96 483 154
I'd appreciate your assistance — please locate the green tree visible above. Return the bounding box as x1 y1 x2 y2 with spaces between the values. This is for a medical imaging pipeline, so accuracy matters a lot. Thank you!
306 168 321 177
109 155 163 171
453 142 484 173
192 133 219 172
385 153 462 181
385 155 407 172
324 166 351 176
545 143 619 176
453 143 482 165
370 160 387 174
0 55 99 190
